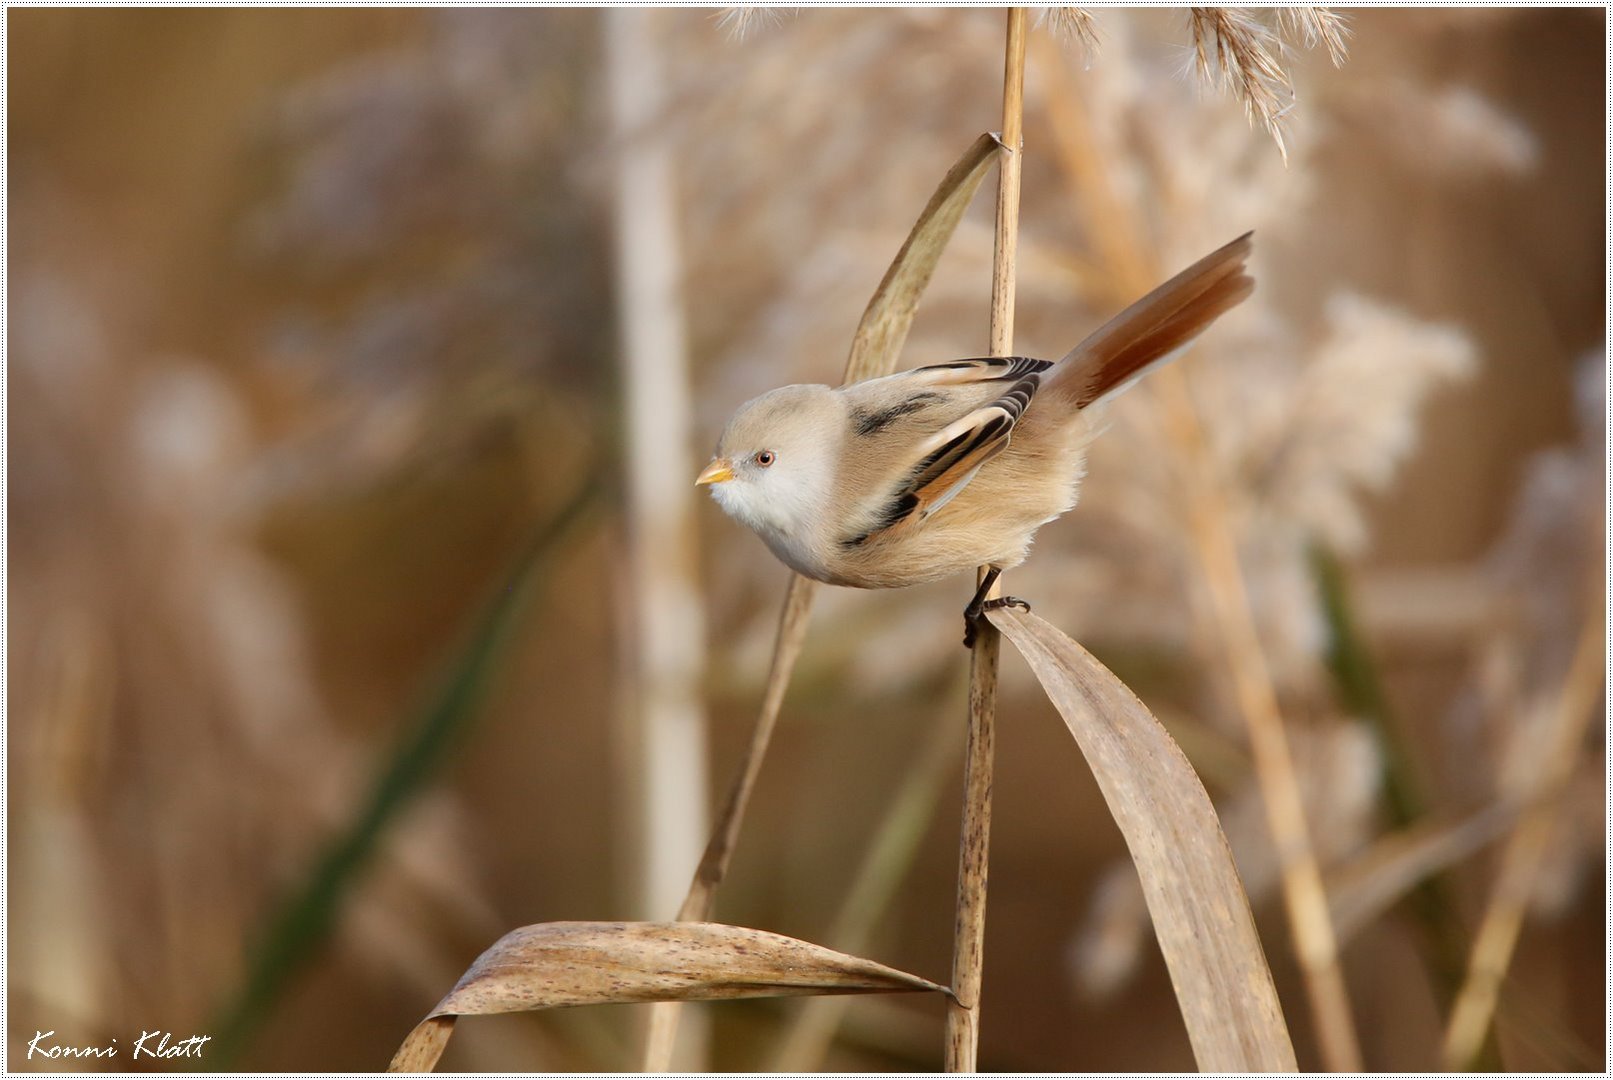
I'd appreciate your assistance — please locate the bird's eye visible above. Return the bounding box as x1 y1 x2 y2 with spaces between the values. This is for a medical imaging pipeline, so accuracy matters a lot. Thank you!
754 450 776 468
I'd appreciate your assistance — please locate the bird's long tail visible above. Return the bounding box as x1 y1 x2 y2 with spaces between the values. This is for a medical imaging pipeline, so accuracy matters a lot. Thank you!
1045 232 1254 408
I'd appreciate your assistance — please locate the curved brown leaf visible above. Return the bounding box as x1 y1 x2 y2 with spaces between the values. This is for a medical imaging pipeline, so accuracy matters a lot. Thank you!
987 607 1296 1071
395 921 948 1071
388 1016 455 1072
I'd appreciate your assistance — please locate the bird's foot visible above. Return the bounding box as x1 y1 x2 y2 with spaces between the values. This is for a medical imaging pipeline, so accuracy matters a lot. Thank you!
962 567 1031 647
963 598 1032 648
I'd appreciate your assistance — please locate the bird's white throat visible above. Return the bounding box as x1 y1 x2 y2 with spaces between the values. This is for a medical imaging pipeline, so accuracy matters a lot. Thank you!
706 445 838 577
709 478 825 578
708 472 810 541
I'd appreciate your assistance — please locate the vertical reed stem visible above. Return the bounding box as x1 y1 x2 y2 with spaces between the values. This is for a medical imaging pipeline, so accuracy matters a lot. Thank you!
943 9 1025 1071
608 9 712 1067
606 1 711 931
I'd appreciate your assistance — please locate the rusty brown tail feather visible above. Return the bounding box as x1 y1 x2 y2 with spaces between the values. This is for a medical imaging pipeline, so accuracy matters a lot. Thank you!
1048 232 1255 408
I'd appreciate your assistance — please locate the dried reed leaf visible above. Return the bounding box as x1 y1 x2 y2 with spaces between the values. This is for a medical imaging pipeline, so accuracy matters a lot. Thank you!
843 131 1003 384
986 606 1296 1071
396 921 947 1070
389 1016 455 1072
449 920 949 1008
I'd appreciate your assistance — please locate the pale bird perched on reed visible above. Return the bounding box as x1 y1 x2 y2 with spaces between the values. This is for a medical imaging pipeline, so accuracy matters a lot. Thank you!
699 233 1254 641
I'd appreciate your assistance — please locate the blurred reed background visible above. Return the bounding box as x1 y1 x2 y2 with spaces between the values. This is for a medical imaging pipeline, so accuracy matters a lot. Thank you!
7 7 1604 1072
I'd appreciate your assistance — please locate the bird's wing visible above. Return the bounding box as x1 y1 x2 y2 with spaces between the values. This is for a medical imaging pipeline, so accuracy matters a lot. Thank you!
843 367 1045 546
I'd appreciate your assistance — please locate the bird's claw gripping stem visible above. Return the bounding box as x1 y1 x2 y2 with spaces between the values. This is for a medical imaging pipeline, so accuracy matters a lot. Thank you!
962 567 1031 647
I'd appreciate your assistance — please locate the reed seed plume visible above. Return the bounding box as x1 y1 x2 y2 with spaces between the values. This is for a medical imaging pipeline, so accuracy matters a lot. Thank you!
715 7 789 42
1038 7 1100 54
1189 8 1297 161
1183 7 1352 162
1281 7 1351 68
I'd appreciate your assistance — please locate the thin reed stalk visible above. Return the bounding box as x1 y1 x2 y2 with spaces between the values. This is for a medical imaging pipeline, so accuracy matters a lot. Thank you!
1036 38 1362 1071
943 9 1025 1071
677 574 816 925
1441 593 1604 1068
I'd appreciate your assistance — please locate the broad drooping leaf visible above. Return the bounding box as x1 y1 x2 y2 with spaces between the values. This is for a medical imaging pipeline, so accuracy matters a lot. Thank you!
987 606 1297 1072
392 921 948 1071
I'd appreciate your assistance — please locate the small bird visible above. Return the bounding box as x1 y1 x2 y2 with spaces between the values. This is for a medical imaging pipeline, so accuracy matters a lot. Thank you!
698 233 1254 642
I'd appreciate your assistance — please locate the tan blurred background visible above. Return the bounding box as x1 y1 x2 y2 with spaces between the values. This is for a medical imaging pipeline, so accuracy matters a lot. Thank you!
8 7 1604 1072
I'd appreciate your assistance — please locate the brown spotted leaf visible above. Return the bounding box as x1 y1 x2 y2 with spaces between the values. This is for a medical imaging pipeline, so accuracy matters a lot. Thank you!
393 921 947 1070
987 606 1297 1072
388 1016 455 1072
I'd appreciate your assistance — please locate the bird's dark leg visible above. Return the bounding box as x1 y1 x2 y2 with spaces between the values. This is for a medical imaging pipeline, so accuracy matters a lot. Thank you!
962 566 1032 648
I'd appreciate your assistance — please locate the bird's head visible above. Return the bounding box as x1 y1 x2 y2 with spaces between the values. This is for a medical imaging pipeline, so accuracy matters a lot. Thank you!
698 384 841 539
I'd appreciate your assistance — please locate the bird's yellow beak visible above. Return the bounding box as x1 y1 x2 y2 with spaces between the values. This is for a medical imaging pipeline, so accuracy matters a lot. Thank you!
696 458 734 486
